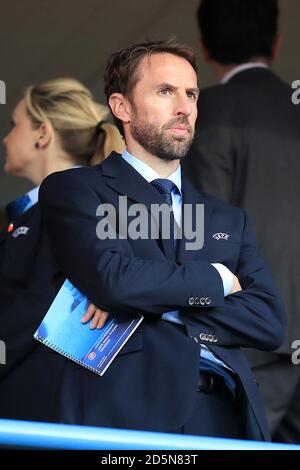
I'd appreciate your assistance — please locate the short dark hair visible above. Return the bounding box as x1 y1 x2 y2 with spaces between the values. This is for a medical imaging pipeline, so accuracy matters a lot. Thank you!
197 0 279 65
104 39 197 136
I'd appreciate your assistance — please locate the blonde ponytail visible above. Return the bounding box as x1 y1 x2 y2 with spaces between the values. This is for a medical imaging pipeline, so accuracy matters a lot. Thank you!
24 77 124 165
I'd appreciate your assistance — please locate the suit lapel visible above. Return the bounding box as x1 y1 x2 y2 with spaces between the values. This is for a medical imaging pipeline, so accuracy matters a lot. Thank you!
101 153 176 261
1 205 41 282
177 174 214 263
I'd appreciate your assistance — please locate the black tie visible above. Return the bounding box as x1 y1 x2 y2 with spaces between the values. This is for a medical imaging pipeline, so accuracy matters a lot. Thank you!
150 178 178 251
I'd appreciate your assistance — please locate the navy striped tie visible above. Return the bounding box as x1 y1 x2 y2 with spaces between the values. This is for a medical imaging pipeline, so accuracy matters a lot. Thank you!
150 178 178 250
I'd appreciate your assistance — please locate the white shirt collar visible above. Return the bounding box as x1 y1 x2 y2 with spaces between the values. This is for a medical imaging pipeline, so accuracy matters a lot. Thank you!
221 62 269 84
121 149 182 195
26 186 39 206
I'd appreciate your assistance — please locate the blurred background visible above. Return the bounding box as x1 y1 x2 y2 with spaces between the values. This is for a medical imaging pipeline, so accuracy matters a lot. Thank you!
0 0 299 205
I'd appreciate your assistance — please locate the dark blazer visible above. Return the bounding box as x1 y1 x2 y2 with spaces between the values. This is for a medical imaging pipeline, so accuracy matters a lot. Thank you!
0 208 6 231
183 67 300 361
39 152 285 440
0 204 66 422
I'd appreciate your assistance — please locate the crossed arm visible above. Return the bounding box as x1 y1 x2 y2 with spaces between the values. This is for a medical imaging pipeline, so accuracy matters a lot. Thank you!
39 170 286 351
82 269 242 329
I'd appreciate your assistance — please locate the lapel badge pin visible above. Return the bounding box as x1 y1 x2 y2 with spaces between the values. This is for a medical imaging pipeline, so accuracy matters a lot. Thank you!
7 223 14 233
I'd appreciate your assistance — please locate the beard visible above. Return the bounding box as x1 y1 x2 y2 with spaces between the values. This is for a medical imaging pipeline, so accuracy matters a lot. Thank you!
130 115 194 161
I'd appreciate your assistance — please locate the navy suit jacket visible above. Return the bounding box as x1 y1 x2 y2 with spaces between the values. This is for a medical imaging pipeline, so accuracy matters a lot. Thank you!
39 152 286 439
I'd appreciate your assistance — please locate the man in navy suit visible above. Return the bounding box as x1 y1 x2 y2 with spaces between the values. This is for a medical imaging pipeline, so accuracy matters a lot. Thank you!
39 39 285 440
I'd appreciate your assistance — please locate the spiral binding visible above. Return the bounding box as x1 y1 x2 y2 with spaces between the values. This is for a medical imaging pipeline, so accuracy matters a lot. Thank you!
35 336 102 375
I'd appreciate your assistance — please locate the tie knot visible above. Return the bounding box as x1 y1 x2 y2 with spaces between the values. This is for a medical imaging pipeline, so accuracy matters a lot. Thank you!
150 179 178 206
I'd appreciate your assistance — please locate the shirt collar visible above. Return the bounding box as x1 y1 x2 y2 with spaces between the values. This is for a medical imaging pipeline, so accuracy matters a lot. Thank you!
221 62 269 84
121 149 182 195
26 186 39 206
8 165 84 217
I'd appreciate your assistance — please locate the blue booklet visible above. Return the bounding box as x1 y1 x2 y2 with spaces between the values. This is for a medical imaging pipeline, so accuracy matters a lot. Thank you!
34 279 143 376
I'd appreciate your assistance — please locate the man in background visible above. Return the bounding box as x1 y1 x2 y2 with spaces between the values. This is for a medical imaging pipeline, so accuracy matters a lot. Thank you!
183 0 300 443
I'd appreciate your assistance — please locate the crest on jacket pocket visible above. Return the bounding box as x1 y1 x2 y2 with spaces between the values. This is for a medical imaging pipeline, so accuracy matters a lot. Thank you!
213 232 230 241
12 226 30 238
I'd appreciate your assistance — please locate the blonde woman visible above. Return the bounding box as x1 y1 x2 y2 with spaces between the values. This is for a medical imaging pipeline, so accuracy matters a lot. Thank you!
0 78 124 422
3 78 124 186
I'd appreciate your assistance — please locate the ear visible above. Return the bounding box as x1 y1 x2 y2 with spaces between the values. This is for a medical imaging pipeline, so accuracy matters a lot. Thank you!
36 122 52 149
109 93 131 125
271 34 282 62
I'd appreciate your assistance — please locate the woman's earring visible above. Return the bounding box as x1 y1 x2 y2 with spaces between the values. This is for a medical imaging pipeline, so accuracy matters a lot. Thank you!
35 142 39 149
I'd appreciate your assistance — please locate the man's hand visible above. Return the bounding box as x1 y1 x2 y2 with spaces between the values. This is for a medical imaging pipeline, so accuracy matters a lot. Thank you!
81 303 110 329
230 274 242 295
